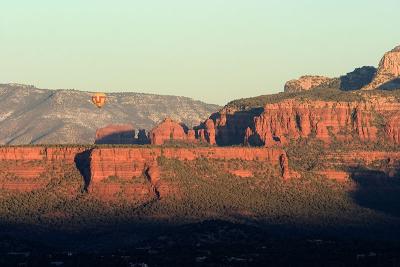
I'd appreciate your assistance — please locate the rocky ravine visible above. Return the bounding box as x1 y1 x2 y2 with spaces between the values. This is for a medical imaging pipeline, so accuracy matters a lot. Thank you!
0 84 220 145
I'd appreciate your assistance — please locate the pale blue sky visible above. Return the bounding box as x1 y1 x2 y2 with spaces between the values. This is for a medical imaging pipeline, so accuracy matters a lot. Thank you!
0 0 399 104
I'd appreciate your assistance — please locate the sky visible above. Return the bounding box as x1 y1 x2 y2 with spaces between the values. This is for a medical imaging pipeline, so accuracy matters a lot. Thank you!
0 0 399 105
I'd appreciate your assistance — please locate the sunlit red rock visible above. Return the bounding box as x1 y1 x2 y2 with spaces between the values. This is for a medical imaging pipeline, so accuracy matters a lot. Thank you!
284 75 332 93
204 119 216 145
363 45 400 90
243 99 394 146
149 118 187 145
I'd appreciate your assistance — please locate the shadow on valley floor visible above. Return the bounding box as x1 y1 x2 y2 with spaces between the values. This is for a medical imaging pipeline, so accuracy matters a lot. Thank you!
348 166 400 218
1 219 400 266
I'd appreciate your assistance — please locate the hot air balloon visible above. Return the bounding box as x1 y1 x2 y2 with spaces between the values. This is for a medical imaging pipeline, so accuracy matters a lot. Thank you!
91 92 106 109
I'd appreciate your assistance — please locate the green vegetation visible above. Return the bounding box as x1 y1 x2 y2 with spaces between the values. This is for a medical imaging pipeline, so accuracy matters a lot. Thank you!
0 157 397 232
285 139 326 171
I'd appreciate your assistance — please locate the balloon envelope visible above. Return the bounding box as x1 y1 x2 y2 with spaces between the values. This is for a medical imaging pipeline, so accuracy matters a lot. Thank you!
91 93 106 108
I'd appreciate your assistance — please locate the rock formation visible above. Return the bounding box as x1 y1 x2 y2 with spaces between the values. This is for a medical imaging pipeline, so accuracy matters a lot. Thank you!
385 115 400 144
0 147 88 192
243 99 396 146
203 108 260 146
284 75 332 93
89 147 288 187
363 45 400 90
149 118 188 145
198 119 216 145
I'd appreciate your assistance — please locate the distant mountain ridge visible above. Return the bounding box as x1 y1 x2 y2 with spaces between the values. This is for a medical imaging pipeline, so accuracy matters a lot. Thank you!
0 83 220 144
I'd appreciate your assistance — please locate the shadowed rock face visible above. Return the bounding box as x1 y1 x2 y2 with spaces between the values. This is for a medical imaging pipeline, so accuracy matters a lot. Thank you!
363 45 400 90
339 66 377 91
95 124 136 144
95 124 150 145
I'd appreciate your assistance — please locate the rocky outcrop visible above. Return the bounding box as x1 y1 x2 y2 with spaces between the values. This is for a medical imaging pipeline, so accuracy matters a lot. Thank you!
363 45 400 90
284 76 332 93
197 119 216 145
244 98 400 146
149 118 188 145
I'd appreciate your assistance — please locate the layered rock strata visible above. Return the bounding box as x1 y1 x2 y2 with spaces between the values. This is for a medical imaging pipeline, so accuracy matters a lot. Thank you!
244 99 400 146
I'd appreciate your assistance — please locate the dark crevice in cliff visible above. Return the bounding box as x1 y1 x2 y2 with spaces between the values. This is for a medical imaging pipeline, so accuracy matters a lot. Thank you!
144 167 161 200
74 149 92 192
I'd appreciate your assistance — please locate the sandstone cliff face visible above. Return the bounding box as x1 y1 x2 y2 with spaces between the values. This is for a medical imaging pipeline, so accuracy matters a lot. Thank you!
0 146 289 196
0 147 88 192
385 115 400 144
89 148 160 182
203 119 216 145
284 76 332 93
363 45 400 90
244 98 400 146
0 147 86 162
89 147 288 185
